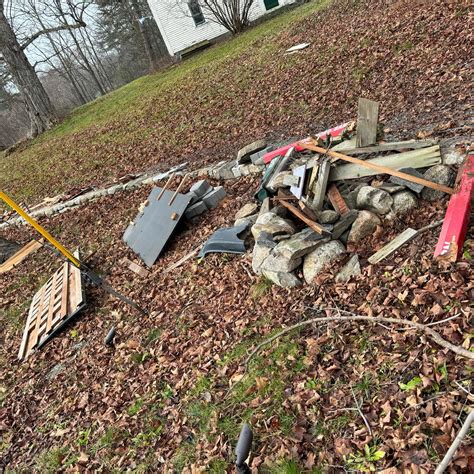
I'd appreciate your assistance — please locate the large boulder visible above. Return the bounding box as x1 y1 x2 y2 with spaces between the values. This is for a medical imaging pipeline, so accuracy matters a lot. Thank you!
335 254 361 282
348 210 381 243
318 210 339 224
391 190 418 215
251 212 296 240
421 165 456 201
356 186 393 215
303 240 345 284
274 228 326 260
252 234 276 274
262 269 302 288
261 253 302 273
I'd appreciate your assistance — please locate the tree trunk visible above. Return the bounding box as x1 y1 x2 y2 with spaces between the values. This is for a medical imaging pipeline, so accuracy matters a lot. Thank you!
0 9 57 136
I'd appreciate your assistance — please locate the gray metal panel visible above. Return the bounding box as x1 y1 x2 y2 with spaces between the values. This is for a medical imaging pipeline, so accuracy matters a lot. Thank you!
123 187 192 267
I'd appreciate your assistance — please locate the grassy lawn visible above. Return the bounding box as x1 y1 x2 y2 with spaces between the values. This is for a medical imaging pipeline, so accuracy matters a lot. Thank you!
0 1 330 205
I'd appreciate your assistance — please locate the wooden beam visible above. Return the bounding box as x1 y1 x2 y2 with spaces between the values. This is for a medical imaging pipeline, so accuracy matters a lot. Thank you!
311 158 331 212
301 142 454 195
339 139 437 155
368 228 418 264
275 198 330 236
356 98 379 147
0 240 42 274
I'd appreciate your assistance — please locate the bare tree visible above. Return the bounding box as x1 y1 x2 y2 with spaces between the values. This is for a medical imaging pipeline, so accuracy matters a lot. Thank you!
0 0 86 136
174 0 256 35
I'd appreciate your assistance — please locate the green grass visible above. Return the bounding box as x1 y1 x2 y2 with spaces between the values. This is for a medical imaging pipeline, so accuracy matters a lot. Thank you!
0 0 331 205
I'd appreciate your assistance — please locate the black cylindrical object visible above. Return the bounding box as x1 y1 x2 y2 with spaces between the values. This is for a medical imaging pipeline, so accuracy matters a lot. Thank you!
104 327 116 346
235 423 252 470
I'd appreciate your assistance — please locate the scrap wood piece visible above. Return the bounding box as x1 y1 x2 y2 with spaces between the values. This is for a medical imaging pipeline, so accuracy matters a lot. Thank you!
356 98 379 147
327 146 441 181
122 258 150 278
18 255 85 360
327 184 350 215
276 195 330 236
301 142 454 195
341 139 437 155
311 158 331 213
290 164 306 199
163 246 201 273
434 154 474 262
369 220 444 264
0 240 42 274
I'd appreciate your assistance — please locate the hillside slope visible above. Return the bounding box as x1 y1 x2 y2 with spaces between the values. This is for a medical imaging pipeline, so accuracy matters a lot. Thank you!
1 0 471 204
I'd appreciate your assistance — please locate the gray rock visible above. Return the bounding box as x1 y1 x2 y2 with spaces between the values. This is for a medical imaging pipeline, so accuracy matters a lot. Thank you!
252 237 276 274
274 228 326 260
335 254 361 282
348 210 381 243
231 165 242 178
234 214 258 229
356 186 393 215
442 147 465 165
251 212 296 240
376 183 406 194
259 197 271 215
237 139 266 164
235 203 259 220
202 186 227 209
332 210 359 239
269 171 293 190
421 165 456 201
261 269 302 287
261 252 302 273
318 210 339 224
389 167 425 193
303 240 346 284
391 190 418 215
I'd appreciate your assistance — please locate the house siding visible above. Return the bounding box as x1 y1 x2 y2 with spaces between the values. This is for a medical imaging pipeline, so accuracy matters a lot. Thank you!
147 0 296 56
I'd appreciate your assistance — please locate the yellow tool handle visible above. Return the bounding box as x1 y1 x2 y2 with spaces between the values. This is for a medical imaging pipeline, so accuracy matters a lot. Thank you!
0 191 81 268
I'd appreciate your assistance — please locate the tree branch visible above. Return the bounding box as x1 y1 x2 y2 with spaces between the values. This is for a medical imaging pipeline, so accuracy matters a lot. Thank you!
21 21 86 50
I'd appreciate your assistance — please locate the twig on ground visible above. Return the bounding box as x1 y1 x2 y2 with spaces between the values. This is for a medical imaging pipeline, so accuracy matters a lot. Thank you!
454 381 473 399
244 311 473 367
426 313 461 327
434 409 474 474
351 385 373 436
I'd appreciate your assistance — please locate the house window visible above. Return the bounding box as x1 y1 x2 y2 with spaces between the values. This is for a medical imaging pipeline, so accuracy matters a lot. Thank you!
188 0 205 26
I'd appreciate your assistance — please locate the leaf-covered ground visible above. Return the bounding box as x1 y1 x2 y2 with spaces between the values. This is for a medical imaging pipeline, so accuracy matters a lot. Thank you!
1 0 473 472
1 0 472 204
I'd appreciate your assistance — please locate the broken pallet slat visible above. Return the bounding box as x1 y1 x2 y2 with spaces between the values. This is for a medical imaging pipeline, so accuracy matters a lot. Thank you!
0 240 42 274
339 139 437 155
302 143 454 195
328 146 441 181
356 98 379 147
327 184 350 215
276 198 329 235
368 228 419 264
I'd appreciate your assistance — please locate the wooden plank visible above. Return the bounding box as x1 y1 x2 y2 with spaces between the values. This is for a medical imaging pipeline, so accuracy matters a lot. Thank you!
276 198 330 236
368 228 419 264
311 158 331 212
45 269 61 337
122 258 150 278
329 147 441 181
59 263 69 321
302 142 454 195
327 184 350 215
356 98 379 147
338 139 437 155
27 282 49 356
0 240 42 274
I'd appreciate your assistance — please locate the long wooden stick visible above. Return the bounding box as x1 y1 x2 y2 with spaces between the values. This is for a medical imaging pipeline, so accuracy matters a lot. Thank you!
168 174 188 206
301 141 455 195
156 174 174 200
276 198 330 235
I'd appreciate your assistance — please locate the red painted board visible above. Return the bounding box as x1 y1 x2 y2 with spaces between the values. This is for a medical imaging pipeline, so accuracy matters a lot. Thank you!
434 154 474 261
262 122 351 165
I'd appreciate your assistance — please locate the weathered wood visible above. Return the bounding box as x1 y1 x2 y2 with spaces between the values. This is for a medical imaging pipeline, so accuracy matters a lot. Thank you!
356 98 379 147
327 184 350 215
163 247 200 273
368 228 418 264
0 240 42 273
311 158 331 212
123 258 150 278
276 198 330 235
339 139 437 155
302 142 454 195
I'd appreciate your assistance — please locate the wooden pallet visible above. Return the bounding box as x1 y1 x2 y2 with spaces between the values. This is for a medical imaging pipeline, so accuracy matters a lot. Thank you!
18 260 85 360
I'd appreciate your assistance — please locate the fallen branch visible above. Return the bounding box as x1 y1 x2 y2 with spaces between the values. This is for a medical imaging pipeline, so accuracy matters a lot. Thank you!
245 312 473 366
434 409 474 474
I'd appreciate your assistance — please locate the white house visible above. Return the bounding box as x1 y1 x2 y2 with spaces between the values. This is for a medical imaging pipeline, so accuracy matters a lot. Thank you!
147 0 297 58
